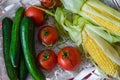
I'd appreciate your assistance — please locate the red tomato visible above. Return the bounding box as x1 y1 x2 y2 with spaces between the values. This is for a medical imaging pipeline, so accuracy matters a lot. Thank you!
25 6 45 26
58 46 81 71
41 0 61 8
38 25 59 46
37 49 57 70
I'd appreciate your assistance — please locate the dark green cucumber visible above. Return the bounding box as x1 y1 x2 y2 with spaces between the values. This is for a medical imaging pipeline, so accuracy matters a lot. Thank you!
20 16 46 80
9 7 25 67
18 50 28 80
2 17 18 80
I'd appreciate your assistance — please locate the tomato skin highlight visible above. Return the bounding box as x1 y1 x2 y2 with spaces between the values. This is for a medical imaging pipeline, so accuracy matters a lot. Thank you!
58 46 81 71
37 49 57 70
38 25 59 46
25 6 45 26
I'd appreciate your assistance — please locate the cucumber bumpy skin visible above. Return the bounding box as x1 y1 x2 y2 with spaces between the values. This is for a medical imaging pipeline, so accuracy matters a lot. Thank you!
20 16 46 80
18 48 28 80
2 17 18 80
9 7 25 67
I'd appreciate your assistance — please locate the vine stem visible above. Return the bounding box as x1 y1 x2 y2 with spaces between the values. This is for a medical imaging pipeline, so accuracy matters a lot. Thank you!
31 5 55 17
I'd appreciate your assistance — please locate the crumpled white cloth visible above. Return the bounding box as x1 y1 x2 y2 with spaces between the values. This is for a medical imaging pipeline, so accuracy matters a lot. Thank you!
0 0 120 80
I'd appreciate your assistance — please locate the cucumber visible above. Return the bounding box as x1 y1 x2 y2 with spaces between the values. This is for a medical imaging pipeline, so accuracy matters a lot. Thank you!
9 7 25 67
20 16 46 80
2 17 18 80
18 49 28 80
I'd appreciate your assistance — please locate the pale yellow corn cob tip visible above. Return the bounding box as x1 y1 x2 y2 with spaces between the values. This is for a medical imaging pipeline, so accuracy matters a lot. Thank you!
82 31 120 77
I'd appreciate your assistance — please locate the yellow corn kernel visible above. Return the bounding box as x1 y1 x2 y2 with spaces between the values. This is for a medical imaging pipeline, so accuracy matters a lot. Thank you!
80 0 120 36
82 31 120 77
82 9 120 36
86 0 120 22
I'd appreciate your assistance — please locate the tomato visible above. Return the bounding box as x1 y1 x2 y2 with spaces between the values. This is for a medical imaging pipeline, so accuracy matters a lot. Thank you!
37 49 57 70
38 25 59 46
25 6 45 26
41 0 61 8
58 46 81 71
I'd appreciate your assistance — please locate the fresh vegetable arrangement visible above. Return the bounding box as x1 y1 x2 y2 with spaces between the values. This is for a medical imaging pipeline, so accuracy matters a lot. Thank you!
53 7 120 79
54 0 120 79
1 0 120 80
2 2 81 80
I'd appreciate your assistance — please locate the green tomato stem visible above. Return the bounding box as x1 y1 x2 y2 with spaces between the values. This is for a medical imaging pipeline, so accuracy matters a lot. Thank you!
42 29 50 36
43 51 50 60
32 5 55 17
62 51 69 58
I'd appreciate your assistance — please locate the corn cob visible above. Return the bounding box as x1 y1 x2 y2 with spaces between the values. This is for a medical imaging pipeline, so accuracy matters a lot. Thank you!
82 29 120 78
61 0 120 36
79 0 120 36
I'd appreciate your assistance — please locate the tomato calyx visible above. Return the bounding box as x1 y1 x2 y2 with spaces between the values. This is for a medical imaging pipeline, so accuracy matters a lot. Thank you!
42 51 50 60
62 51 69 58
42 29 50 36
